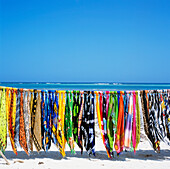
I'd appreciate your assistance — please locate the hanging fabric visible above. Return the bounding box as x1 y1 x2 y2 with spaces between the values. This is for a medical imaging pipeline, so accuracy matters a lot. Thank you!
124 93 133 149
8 89 17 155
166 90 170 140
81 91 89 153
135 91 141 149
52 91 59 147
72 91 80 145
23 90 31 154
132 91 136 153
88 91 95 156
27 90 32 153
14 89 20 148
0 88 7 153
19 89 29 155
142 90 159 152
65 91 75 154
114 92 124 155
148 91 160 152
113 91 119 133
124 92 128 131
107 92 114 157
57 91 66 157
96 91 111 158
102 92 111 157
46 90 52 151
78 91 84 154
33 91 42 152
29 90 34 151
31 90 41 152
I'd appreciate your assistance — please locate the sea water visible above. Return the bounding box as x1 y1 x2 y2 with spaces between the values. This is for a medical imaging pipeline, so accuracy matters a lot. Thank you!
1 82 170 91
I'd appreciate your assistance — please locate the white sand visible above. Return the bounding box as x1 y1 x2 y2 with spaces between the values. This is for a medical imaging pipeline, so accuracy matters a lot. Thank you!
0 123 170 169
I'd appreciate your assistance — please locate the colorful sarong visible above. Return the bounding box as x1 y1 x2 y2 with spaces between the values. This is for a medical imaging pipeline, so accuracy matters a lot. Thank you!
0 88 7 153
114 93 124 155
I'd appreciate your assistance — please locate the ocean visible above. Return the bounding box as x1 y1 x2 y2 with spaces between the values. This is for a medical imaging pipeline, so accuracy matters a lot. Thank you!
1 82 170 91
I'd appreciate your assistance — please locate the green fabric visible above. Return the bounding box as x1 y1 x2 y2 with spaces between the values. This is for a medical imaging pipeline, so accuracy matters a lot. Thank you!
107 93 114 153
136 92 140 149
114 92 118 133
72 91 80 144
64 91 75 154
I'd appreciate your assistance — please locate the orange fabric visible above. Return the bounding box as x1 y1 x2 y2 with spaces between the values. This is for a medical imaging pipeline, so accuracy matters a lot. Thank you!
8 89 17 155
19 89 29 155
114 94 124 154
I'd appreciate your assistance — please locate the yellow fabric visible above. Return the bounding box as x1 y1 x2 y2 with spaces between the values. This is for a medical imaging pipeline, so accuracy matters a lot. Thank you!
135 91 140 149
57 91 66 157
96 93 102 136
0 88 7 152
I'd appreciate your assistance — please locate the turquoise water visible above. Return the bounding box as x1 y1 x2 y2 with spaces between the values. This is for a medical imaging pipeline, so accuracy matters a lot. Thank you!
1 82 170 91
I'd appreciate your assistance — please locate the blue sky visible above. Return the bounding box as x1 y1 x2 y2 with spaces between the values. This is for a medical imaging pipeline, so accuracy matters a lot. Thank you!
0 0 170 83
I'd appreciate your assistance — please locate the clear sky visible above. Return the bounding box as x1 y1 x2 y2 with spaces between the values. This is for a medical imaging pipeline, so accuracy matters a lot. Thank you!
0 0 170 83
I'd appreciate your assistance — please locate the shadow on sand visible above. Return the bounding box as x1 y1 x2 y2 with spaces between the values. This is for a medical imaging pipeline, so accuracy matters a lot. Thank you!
1 149 170 162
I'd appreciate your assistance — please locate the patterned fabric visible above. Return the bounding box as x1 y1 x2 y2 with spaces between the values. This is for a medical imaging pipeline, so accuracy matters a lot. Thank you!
23 91 31 154
2 86 170 158
156 91 170 145
81 91 89 152
107 93 114 156
124 94 133 149
142 90 159 152
33 91 42 152
72 91 80 145
46 91 52 150
41 90 46 150
29 90 34 151
140 90 150 138
114 93 124 155
52 91 59 146
148 92 160 152
166 90 170 140
132 91 136 152
106 92 110 119
65 91 75 154
96 92 111 158
8 89 17 155
102 93 111 157
96 92 102 138
14 89 20 148
135 91 141 149
57 91 66 157
113 91 119 132
0 88 7 153
88 91 95 156
124 93 129 131
19 89 29 155
27 91 32 153
78 91 84 153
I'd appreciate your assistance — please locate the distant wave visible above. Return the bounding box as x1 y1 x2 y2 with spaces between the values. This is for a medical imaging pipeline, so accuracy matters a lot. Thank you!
113 83 122 85
45 83 61 84
95 83 110 85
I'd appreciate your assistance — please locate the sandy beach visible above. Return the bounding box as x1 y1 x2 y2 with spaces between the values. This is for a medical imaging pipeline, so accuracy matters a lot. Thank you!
0 121 170 169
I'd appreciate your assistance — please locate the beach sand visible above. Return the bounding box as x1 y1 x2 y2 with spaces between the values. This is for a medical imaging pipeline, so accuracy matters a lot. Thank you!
0 122 170 169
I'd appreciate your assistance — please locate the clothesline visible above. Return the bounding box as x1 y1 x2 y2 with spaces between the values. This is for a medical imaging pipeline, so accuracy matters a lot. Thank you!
0 86 169 94
0 85 170 165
